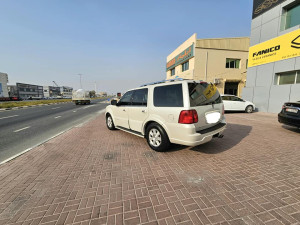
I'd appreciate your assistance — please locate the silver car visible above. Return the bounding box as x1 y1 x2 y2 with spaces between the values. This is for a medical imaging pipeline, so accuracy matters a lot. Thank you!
105 79 226 151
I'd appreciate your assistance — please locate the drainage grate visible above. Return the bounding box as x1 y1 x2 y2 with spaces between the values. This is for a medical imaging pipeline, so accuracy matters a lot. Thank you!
103 152 117 160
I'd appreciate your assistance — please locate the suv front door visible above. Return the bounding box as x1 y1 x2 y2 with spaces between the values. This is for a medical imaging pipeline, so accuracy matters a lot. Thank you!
128 88 148 133
114 91 133 129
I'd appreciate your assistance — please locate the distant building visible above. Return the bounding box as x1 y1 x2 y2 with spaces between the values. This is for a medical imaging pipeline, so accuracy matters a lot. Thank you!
8 85 18 97
43 86 61 98
166 34 249 97
0 72 9 98
17 83 44 99
43 86 50 98
99 92 107 97
60 86 73 98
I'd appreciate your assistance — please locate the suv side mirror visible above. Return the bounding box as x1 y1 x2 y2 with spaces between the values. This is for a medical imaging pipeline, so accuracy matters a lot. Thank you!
111 100 118 105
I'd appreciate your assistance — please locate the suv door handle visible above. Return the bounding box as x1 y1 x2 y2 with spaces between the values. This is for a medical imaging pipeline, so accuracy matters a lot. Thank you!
142 110 146 113
123 109 126 112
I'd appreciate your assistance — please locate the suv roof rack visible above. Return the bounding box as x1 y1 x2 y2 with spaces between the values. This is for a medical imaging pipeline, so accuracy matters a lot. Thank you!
140 78 187 87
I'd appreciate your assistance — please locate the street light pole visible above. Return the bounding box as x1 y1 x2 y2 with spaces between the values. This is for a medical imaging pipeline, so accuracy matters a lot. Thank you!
78 74 82 89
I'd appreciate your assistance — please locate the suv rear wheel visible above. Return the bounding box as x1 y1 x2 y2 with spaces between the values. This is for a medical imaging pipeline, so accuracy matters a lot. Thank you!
146 123 170 152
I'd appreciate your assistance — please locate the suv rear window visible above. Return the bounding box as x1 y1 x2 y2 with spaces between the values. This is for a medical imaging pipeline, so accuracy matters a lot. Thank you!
154 84 183 107
189 82 222 107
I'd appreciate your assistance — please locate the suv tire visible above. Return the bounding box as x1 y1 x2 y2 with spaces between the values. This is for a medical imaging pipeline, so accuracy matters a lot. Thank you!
245 105 253 113
106 114 116 130
146 123 170 152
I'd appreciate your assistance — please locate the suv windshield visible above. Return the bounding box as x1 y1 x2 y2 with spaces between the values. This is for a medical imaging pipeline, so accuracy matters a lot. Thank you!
189 82 222 107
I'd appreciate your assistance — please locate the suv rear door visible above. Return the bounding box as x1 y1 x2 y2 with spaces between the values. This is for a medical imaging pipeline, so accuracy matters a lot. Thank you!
188 82 223 131
128 88 149 133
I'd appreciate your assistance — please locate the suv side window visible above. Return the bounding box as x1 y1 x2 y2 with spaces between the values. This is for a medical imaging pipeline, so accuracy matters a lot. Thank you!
132 88 148 106
154 84 183 107
118 91 133 106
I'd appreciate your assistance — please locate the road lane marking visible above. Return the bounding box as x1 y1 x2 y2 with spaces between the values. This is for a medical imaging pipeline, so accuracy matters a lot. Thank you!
0 115 19 120
83 105 95 109
54 116 62 119
73 111 77 112
52 107 61 109
14 126 30 133
0 108 107 165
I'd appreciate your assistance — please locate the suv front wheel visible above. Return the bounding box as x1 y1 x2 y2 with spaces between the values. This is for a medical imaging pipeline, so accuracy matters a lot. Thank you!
146 123 170 152
106 114 116 130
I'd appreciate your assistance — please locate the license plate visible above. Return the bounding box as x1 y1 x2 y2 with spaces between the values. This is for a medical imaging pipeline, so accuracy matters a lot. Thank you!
286 108 298 113
205 112 221 124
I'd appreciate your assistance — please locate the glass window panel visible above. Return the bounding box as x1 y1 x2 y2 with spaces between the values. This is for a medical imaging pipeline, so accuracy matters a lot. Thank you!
235 60 240 69
131 89 148 106
154 84 183 107
118 90 133 105
171 68 175 76
278 72 296 85
297 71 300 83
286 4 300 29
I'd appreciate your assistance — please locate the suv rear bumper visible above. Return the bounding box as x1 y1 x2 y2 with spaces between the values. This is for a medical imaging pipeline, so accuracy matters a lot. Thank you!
169 121 226 146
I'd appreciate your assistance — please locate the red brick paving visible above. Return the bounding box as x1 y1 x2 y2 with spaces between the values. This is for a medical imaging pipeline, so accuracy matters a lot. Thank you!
0 112 300 225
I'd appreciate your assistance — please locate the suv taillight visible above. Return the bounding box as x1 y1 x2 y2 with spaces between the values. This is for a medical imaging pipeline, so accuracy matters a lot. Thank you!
282 104 286 110
178 110 198 124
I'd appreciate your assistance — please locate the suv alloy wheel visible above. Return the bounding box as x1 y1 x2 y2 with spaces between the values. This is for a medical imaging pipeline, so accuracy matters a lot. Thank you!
106 114 116 130
146 123 170 152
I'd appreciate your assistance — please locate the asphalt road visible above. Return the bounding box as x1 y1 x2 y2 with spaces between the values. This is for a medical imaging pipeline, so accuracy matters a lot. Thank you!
0 99 109 164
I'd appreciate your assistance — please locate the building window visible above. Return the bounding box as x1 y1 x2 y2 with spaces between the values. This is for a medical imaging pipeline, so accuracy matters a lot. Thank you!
182 61 189 72
281 3 300 31
170 68 175 76
276 71 300 85
226 59 240 69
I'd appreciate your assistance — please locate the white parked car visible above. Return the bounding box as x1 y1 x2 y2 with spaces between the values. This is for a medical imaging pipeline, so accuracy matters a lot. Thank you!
105 79 226 151
221 95 255 113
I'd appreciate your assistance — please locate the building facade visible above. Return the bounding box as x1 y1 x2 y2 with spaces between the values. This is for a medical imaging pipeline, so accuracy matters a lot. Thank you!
60 86 73 98
166 34 249 97
8 85 18 97
243 0 300 113
0 72 9 98
17 83 44 99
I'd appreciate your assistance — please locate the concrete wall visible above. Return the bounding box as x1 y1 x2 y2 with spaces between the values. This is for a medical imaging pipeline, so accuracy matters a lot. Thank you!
244 0 300 113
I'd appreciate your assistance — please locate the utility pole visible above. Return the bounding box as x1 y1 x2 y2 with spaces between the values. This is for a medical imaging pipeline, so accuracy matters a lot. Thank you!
78 74 83 89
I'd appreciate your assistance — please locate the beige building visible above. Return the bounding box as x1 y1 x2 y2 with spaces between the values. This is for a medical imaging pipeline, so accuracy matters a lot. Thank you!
166 34 249 97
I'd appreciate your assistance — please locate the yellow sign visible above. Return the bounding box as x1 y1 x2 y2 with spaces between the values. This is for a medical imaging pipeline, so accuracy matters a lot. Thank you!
204 83 217 100
248 29 300 68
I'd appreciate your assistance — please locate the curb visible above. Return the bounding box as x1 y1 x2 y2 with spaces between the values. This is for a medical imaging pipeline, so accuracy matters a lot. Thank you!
0 101 72 111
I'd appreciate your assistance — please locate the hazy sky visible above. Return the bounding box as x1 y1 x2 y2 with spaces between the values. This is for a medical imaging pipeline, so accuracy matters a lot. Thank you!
0 0 253 94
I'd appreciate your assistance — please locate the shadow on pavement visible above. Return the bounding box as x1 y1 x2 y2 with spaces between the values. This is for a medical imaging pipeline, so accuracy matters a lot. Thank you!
281 125 300 133
187 123 253 154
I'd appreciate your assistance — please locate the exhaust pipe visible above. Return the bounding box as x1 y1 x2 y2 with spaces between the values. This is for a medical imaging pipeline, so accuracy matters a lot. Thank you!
218 134 224 138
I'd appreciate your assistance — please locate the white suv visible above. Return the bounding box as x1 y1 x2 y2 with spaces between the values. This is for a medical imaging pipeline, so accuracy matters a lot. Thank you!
105 79 226 151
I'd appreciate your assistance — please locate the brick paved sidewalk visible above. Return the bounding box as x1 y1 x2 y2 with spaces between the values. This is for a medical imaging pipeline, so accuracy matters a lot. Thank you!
0 112 299 225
